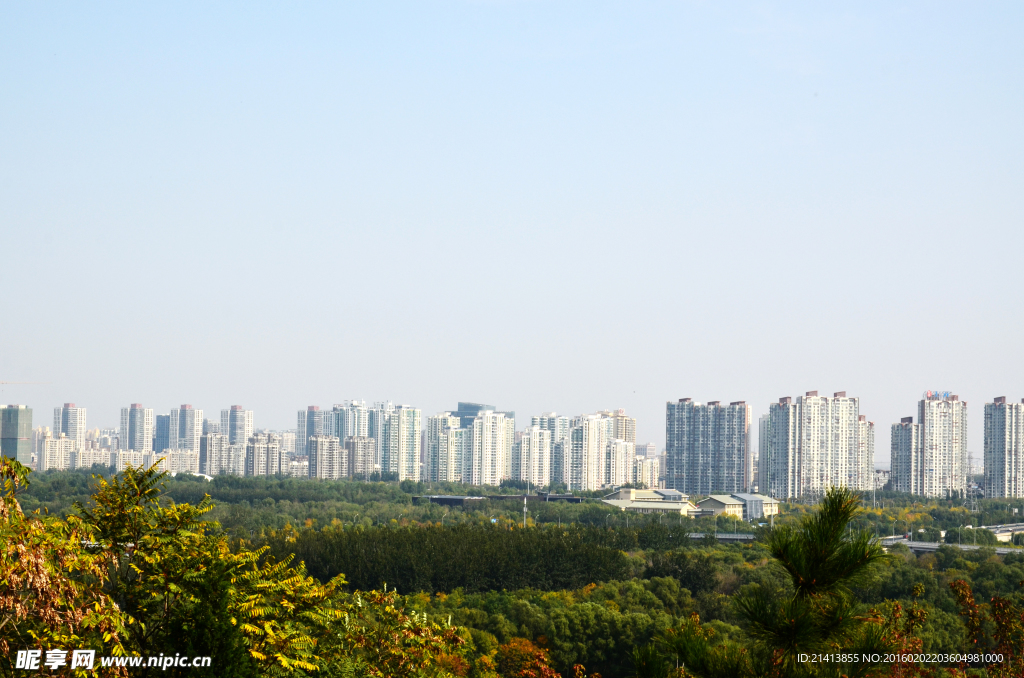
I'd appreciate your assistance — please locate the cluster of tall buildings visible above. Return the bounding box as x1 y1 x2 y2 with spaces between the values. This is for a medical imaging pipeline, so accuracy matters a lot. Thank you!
4 400 657 492
5 390 1024 500
664 390 1019 500
665 392 875 500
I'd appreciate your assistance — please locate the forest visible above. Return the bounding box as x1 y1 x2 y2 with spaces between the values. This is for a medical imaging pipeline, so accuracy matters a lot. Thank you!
4 465 1024 678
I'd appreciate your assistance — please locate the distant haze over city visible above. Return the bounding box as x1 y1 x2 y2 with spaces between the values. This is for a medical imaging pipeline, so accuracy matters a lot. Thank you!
2 4 1021 465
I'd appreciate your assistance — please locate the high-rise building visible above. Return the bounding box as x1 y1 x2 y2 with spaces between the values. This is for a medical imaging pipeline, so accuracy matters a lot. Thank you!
120 404 154 452
154 415 171 452
635 442 657 458
333 401 370 444
858 415 875 489
296 406 330 457
984 397 1023 498
308 435 343 480
53 403 86 451
220 406 253 445
890 392 968 498
598 409 637 444
245 433 283 477
40 432 75 471
426 413 462 482
918 393 968 497
532 413 570 447
761 391 873 499
568 414 605 491
548 409 637 492
454 402 515 429
381 405 422 481
169 405 203 453
665 399 751 495
367 401 394 474
345 436 376 480
605 439 635 487
633 455 659 489
199 433 231 476
2 405 33 465
756 414 770 493
279 430 296 457
464 410 513 486
890 417 921 494
511 425 551 487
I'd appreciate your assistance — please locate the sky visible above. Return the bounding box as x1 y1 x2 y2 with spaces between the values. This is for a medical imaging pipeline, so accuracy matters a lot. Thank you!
1 2 1022 466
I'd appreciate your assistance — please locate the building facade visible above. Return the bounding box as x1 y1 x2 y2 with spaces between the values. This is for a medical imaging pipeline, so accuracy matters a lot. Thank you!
511 425 551 487
1 405 33 465
345 436 376 480
246 432 283 477
307 435 343 480
199 433 230 476
120 404 154 453
53 403 86 452
984 397 1024 498
221 406 253 446
890 392 968 498
762 391 873 499
890 417 921 493
169 405 203 453
665 399 751 495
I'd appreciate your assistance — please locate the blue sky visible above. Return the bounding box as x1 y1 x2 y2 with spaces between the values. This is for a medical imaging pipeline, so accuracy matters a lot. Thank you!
2 2 1022 463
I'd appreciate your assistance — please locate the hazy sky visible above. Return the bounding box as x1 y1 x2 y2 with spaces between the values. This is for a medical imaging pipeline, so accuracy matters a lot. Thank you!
2 2 1022 465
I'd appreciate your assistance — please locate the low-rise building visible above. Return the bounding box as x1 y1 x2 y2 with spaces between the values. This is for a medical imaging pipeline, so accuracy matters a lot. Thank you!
696 495 745 518
602 488 698 515
697 493 779 520
729 493 780 520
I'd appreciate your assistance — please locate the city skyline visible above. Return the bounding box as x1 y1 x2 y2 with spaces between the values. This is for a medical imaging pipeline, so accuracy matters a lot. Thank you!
2 4 1022 471
7 388 1022 470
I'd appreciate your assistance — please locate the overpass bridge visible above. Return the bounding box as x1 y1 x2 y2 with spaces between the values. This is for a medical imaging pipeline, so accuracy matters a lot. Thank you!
877 536 1020 556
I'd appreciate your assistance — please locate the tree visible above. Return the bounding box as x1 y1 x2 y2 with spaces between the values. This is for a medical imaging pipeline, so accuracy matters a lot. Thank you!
949 578 1024 678
496 638 560 678
659 486 892 678
0 457 127 677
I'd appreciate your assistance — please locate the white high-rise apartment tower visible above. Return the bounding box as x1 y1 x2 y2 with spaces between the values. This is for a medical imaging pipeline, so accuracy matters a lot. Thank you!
984 397 1024 498
605 439 635 487
467 410 512 486
345 436 376 480
53 404 87 452
246 433 283 477
120 404 154 453
567 414 605 491
381 405 421 481
762 391 873 499
426 413 462 483
665 399 751 495
307 435 343 480
889 392 968 498
333 402 370 443
220 406 253 446
511 426 551 487
296 406 330 456
200 433 230 476
368 402 395 476
169 405 203 453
